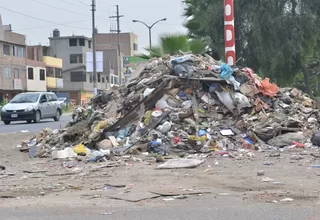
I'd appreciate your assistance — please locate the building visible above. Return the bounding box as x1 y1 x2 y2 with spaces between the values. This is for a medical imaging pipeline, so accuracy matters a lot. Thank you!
95 32 139 86
48 29 106 105
26 46 47 92
42 46 63 92
96 32 138 56
27 46 63 92
0 14 27 101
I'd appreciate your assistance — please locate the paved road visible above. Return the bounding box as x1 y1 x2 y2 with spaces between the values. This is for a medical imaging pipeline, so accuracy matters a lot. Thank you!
1 194 319 220
0 115 72 133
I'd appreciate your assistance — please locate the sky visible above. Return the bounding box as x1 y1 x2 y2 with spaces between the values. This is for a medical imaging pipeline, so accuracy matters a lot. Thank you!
0 0 187 53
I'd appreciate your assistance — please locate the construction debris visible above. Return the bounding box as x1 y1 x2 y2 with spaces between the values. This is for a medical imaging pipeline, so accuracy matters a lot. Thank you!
17 53 320 164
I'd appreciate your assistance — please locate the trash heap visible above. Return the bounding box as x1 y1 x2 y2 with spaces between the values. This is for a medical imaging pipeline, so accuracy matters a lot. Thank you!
18 54 320 161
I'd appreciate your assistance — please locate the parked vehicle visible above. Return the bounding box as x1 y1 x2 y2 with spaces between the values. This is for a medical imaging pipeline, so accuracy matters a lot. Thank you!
1 92 62 125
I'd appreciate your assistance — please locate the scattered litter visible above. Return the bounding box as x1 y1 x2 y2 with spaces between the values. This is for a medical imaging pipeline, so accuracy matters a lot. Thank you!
100 212 112 215
156 159 204 169
163 198 175 201
280 198 294 202
261 177 274 182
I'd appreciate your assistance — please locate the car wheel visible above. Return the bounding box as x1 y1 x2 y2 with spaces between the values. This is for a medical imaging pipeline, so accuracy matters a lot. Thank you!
54 109 61 121
3 120 10 125
26 120 32 123
34 111 41 123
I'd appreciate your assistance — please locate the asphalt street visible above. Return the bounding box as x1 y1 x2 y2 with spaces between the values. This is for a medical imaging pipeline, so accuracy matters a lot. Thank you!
1 194 319 220
0 114 72 133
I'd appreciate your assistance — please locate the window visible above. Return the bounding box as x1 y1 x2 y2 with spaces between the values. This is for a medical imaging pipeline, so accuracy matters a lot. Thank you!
13 69 20 79
110 74 119 85
3 45 10 55
102 76 105 83
40 94 48 102
47 94 57 101
19 47 25 58
70 54 83 64
40 69 45 81
69 38 77 46
55 68 62 78
89 73 93 83
46 67 54 77
79 38 85 46
97 73 101 83
70 71 86 82
28 67 34 80
13 46 18 57
88 40 92 48
3 68 11 78
133 43 138 51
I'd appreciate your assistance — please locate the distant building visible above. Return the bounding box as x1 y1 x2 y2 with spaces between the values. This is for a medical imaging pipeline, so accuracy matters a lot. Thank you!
96 32 139 85
42 46 63 91
0 14 27 100
48 29 106 105
96 32 138 56
26 45 47 92
27 45 63 92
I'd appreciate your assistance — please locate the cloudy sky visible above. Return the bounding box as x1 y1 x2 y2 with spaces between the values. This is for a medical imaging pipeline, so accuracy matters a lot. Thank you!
0 0 187 52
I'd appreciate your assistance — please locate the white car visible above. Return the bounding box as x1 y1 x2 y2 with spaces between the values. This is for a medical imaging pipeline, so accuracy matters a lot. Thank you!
1 92 62 125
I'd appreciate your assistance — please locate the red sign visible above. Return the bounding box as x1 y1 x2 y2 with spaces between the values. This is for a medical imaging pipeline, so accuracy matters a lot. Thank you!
224 0 236 65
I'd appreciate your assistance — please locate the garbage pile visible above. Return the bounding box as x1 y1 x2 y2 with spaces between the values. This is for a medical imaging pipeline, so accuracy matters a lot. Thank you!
18 54 320 161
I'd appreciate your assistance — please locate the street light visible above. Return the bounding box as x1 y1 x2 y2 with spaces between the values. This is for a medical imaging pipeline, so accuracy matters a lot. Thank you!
132 18 167 49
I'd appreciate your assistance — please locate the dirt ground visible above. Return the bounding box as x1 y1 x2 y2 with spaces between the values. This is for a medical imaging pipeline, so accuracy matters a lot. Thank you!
0 133 319 213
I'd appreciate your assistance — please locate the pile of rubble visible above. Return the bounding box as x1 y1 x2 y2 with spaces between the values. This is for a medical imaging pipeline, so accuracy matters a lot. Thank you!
18 53 320 162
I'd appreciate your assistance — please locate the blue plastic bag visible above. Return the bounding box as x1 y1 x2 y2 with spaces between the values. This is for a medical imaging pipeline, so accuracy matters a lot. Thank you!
220 63 233 79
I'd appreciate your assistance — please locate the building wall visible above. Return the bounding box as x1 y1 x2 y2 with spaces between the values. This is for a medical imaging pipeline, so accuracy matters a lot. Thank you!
48 37 106 91
49 37 92 70
26 65 46 91
43 56 62 68
0 42 27 91
96 32 138 56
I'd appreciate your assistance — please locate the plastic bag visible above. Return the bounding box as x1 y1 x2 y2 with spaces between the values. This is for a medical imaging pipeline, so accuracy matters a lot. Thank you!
260 78 279 97
181 100 192 109
157 121 172 133
73 144 87 155
155 95 172 109
220 63 233 79
234 92 251 110
143 88 155 97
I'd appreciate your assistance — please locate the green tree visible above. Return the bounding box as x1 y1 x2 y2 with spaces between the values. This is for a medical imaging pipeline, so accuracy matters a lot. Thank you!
183 0 320 94
140 34 207 59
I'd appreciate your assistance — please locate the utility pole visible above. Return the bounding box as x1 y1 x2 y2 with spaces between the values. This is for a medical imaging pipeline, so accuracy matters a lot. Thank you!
91 0 97 95
110 5 123 84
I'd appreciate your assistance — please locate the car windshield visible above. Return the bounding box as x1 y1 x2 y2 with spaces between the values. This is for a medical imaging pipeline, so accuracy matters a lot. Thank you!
57 98 65 101
10 93 40 103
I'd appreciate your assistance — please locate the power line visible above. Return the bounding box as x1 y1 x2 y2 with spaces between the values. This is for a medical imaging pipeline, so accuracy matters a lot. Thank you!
58 0 89 7
31 0 91 17
77 0 90 6
58 0 114 15
0 6 91 30
14 19 91 31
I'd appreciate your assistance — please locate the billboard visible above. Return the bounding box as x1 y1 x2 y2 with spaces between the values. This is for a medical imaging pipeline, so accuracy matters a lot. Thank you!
86 51 103 72
123 56 147 68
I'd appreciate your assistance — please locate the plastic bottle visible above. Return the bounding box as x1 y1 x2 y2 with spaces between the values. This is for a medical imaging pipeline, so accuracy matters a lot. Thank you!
170 55 194 64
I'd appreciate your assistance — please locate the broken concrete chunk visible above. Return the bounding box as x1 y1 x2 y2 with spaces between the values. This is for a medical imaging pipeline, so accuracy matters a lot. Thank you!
98 139 113 150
